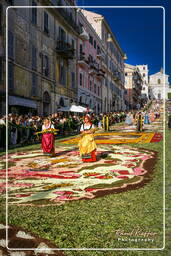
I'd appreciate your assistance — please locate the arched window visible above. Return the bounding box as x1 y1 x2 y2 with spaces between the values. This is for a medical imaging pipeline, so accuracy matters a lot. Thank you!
158 79 161 84
79 96 82 104
59 97 64 107
43 91 51 103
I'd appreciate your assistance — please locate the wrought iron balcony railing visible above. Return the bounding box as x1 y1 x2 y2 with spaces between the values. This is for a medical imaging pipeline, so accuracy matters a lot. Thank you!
78 53 89 66
56 5 82 34
97 68 105 78
56 40 75 59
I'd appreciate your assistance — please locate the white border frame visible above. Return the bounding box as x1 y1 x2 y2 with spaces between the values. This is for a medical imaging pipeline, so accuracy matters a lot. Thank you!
5 5 165 251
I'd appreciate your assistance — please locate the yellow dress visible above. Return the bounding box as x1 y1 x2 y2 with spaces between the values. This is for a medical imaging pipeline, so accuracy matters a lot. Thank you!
78 124 97 156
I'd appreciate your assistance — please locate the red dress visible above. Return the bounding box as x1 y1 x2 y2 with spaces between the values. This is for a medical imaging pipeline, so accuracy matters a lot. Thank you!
41 125 55 154
82 149 96 162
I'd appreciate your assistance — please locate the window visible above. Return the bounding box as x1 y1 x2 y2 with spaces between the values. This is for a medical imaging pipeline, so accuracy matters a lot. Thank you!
8 62 14 90
158 79 161 84
143 73 145 77
44 12 49 34
59 62 66 85
0 57 2 81
71 39 75 49
32 73 37 96
89 34 93 45
59 27 66 41
32 1 37 25
71 72 75 88
98 86 100 96
90 80 92 91
80 73 82 86
94 40 96 49
7 0 14 5
43 55 49 77
143 67 145 70
143 87 145 90
8 31 14 59
94 84 96 94
32 45 37 70
88 54 93 63
97 45 100 54
0 5 2 35
125 73 127 76
80 44 83 54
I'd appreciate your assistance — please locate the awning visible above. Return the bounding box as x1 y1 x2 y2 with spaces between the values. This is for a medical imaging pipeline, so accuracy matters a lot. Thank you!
9 96 37 109
58 105 84 113
78 106 87 112
57 106 70 112
70 105 84 113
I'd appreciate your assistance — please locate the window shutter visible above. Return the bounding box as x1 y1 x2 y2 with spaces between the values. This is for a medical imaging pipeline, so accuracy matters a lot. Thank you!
0 57 2 81
32 45 37 70
8 62 14 90
44 12 49 33
8 31 14 59
32 73 37 96
32 1 37 25
71 72 75 88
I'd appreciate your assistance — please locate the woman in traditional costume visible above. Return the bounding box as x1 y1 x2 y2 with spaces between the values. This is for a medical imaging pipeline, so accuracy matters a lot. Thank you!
144 112 150 124
125 112 133 125
136 112 144 132
149 111 155 123
78 115 97 162
42 118 55 156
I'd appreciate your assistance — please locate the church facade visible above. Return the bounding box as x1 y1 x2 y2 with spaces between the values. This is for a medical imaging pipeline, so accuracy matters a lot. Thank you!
149 69 171 100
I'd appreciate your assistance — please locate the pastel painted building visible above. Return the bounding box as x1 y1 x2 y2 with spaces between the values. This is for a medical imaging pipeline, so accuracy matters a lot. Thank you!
81 9 126 112
136 64 149 101
124 63 143 109
77 9 105 113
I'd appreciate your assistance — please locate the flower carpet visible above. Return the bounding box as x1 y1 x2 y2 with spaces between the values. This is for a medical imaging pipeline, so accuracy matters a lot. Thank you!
0 223 65 255
60 131 162 145
0 145 157 206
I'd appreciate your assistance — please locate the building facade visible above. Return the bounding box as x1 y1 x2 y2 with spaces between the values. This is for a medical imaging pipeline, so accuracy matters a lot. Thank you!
0 0 6 115
77 9 105 114
1 0 127 115
1 0 81 116
124 63 143 110
136 64 149 102
81 9 126 112
149 68 170 100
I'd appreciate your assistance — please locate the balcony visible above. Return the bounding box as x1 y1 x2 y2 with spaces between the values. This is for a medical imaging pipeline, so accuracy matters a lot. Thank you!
87 59 98 75
90 60 99 70
56 5 81 34
112 71 120 81
96 68 105 79
97 49 105 60
79 27 89 41
56 41 75 59
77 52 89 67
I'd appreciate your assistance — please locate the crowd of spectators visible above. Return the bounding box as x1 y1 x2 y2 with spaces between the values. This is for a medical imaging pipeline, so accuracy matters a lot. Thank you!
0 111 128 149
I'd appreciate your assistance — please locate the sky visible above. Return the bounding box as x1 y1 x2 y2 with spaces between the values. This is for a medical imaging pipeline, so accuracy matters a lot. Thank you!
77 0 171 83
